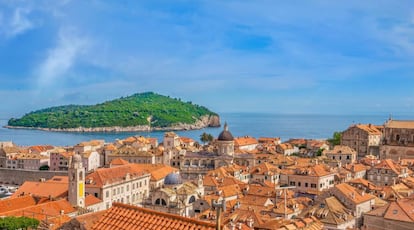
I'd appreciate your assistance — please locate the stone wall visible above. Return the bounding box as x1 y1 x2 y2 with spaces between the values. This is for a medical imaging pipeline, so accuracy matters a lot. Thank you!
0 168 67 185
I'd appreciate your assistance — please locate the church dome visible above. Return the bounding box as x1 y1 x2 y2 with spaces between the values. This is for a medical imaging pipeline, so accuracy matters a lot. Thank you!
218 123 234 141
164 173 183 185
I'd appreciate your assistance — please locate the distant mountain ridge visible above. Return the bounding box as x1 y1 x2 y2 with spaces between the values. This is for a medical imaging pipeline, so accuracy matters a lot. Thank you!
7 92 220 132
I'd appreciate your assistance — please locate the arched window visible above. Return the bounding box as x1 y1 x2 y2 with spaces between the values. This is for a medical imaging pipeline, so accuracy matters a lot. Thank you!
189 196 196 204
155 198 167 206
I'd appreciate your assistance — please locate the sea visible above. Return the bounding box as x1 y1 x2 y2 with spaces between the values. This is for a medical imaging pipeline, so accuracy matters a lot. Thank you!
0 113 411 147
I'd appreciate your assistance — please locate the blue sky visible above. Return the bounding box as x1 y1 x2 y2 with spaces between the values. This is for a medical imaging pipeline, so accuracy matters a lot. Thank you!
1 1 414 118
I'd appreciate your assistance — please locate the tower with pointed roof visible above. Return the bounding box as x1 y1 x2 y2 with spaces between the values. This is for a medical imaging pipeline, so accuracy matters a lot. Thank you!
68 153 85 208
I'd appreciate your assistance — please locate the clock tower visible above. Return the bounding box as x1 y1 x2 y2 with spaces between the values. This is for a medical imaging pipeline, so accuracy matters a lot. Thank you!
68 153 85 208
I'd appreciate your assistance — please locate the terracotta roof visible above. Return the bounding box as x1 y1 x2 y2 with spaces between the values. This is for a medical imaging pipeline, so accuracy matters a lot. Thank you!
91 202 217 230
0 199 75 222
373 159 405 175
234 136 258 147
104 144 117 151
258 137 280 143
60 210 106 230
366 198 414 223
85 194 102 207
86 164 150 188
324 145 356 155
355 124 382 135
385 120 414 129
110 158 130 166
347 178 378 190
11 178 69 199
131 163 178 181
250 162 280 175
0 195 37 213
180 137 195 144
334 183 375 204
294 164 334 177
343 163 367 173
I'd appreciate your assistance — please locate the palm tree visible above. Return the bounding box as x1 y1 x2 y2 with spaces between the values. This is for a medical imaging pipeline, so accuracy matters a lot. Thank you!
200 132 214 145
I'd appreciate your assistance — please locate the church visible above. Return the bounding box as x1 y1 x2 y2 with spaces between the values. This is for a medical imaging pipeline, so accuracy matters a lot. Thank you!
179 123 254 179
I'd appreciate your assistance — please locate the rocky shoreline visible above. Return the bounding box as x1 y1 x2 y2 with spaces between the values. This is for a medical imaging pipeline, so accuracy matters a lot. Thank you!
5 115 221 133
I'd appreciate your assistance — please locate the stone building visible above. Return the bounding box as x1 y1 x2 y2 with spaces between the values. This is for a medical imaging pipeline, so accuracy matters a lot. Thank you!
331 183 376 227
341 124 382 158
381 119 414 160
179 123 236 179
363 197 414 230
324 145 357 167
367 159 409 186
85 164 151 210
143 173 204 217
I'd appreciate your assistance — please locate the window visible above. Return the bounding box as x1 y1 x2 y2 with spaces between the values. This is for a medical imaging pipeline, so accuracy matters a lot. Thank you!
94 193 98 198
346 155 350 160
290 181 295 186
106 191 109 198
311 184 316 188
127 185 129 191
305 183 308 187
298 182 301 187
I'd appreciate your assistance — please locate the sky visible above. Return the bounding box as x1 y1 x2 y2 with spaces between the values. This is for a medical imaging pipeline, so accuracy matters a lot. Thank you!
1 0 414 119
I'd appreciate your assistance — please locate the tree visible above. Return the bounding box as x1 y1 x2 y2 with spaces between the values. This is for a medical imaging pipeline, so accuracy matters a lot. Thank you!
200 132 214 145
0 216 39 229
328 131 341 146
39 165 49 171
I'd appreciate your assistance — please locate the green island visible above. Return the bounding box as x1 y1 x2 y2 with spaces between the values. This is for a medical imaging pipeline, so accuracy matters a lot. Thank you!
7 92 220 132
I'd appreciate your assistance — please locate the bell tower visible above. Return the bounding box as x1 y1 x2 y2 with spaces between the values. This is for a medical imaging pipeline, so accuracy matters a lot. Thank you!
68 153 85 208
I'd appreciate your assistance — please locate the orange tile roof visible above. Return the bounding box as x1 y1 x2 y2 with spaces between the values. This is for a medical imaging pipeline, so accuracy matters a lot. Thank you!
355 124 382 135
180 137 195 144
344 163 367 173
130 163 178 181
11 179 69 199
366 198 414 223
110 158 130 166
91 202 217 230
72 210 106 230
250 162 280 175
85 194 102 207
104 144 117 151
86 164 149 188
385 120 414 129
294 164 334 177
335 183 375 204
374 159 405 175
325 145 356 155
234 136 258 147
0 195 37 213
0 199 75 222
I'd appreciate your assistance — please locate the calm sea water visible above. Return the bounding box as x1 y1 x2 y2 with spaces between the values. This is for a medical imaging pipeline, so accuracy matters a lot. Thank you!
0 113 411 147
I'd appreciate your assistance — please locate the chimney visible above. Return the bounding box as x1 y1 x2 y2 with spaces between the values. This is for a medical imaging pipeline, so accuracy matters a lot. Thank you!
229 221 235 230
237 223 242 230
246 218 254 228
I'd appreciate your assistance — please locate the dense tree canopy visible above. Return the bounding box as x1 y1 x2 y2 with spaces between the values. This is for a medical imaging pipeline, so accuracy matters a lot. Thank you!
0 216 39 229
327 131 342 146
200 132 214 145
8 92 217 129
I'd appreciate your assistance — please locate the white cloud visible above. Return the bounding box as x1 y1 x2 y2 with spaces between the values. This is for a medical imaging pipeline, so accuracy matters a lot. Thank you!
2 7 35 38
37 28 89 86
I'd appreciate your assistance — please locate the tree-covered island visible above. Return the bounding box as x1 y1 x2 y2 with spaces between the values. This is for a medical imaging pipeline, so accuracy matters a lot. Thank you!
7 92 220 132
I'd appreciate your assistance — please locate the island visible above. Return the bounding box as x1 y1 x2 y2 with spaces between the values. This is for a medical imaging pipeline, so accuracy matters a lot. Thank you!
6 92 220 132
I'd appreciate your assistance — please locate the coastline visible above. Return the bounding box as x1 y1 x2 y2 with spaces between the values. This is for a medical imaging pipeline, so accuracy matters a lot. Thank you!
3 115 221 133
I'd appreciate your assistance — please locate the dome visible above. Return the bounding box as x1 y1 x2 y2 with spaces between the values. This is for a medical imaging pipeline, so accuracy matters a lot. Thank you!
218 123 234 141
164 173 183 185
